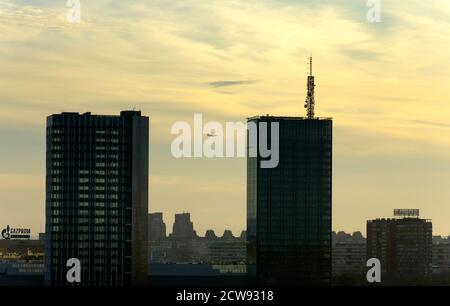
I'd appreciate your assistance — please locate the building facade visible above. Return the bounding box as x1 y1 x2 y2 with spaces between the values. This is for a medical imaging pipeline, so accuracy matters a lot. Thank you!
247 116 332 285
332 231 366 277
45 111 149 286
432 236 450 274
148 213 166 241
366 218 432 279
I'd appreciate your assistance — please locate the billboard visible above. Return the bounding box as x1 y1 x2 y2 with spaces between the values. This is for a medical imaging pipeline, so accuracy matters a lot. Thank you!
393 209 420 217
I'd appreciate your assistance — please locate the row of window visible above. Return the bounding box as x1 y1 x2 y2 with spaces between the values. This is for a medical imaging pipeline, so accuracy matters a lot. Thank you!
78 178 119 183
51 155 120 161
52 210 120 217
49 147 122 153
51 226 122 233
51 219 123 228
51 194 120 200
51 234 121 242
52 162 121 167
51 202 121 208
51 137 120 144
51 245 122 253
51 169 122 176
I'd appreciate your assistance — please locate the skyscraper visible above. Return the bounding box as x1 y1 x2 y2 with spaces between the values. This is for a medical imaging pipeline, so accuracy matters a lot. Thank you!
45 111 149 287
247 58 332 285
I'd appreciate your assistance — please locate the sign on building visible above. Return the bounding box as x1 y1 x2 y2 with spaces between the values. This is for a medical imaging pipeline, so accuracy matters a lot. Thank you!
393 209 420 217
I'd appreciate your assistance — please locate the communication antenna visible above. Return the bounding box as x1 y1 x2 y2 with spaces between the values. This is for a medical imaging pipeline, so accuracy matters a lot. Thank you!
304 56 315 119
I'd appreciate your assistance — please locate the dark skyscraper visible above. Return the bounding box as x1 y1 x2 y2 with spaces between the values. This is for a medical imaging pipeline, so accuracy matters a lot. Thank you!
247 58 332 285
45 111 149 287
247 116 332 285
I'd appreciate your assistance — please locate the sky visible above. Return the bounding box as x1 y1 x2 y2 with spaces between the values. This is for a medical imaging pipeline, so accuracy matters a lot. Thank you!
1 0 450 237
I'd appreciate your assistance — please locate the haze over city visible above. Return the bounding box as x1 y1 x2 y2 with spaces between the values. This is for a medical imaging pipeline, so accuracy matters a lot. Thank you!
1 0 450 236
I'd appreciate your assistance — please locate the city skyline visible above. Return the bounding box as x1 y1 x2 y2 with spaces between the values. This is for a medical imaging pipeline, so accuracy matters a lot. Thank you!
1 0 450 236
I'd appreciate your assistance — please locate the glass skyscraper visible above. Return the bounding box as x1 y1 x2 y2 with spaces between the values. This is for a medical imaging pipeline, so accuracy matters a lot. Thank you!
247 116 332 285
45 111 149 287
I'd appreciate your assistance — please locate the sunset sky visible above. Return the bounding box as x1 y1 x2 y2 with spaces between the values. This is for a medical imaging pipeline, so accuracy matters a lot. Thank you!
1 0 450 237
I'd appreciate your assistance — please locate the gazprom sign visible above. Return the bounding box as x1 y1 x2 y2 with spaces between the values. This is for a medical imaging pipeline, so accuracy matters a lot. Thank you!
1 225 31 240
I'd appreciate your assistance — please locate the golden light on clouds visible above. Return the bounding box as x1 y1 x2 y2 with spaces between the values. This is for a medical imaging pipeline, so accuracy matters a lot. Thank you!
1 0 450 236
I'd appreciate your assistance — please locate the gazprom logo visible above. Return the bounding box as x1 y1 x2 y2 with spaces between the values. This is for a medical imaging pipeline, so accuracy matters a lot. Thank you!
1 225 10 240
1 225 31 240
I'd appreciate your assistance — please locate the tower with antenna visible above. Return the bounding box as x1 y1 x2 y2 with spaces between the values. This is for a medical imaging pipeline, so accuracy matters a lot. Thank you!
247 56 333 285
304 56 315 119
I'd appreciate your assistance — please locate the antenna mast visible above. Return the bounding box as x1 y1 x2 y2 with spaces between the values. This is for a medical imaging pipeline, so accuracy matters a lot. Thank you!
304 56 315 119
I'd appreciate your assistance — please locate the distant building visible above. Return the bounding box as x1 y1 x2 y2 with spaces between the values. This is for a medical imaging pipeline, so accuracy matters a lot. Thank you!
148 239 172 263
205 230 218 240
148 213 166 241
172 213 197 239
332 231 366 277
45 111 149 287
367 216 432 279
432 236 450 274
148 213 246 265
206 237 246 264
221 230 234 240
0 261 44 275
0 239 45 260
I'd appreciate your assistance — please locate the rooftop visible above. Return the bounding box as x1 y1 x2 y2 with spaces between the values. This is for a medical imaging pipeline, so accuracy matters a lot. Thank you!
247 115 332 121
50 110 143 118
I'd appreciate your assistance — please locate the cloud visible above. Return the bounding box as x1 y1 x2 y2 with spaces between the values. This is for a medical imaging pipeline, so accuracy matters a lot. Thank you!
409 120 450 129
2 0 450 234
0 0 84 42
339 49 382 61
207 80 259 88
216 91 236 95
